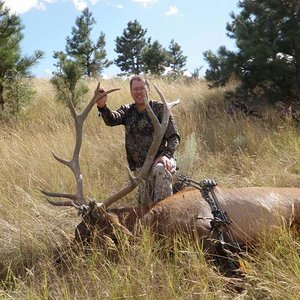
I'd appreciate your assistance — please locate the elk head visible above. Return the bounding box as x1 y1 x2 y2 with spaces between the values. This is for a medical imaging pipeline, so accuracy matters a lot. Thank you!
41 82 180 244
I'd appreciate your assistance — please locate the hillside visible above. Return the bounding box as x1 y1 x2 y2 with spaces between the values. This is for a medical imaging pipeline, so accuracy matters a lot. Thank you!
0 78 300 299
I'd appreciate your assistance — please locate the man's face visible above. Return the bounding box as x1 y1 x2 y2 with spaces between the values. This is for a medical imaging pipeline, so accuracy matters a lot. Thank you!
130 79 149 105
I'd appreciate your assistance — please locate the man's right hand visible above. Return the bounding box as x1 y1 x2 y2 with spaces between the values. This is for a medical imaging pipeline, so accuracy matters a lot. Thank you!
95 84 108 108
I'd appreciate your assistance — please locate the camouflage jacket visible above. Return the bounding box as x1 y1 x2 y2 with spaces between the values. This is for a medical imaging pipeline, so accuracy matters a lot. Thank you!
98 101 180 171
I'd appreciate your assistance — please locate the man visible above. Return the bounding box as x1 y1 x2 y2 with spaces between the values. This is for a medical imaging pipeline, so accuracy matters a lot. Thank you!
96 76 180 206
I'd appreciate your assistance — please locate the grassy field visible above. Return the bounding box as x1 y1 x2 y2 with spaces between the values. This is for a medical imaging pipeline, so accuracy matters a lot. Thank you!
1 78 300 299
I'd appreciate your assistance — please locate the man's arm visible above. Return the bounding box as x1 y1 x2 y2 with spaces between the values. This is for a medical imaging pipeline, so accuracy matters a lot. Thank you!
154 134 180 173
155 112 180 171
163 112 180 157
165 134 180 157
98 105 128 126
95 86 128 126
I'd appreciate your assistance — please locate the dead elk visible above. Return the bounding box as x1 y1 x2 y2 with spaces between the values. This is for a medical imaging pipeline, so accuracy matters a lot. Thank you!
73 184 300 265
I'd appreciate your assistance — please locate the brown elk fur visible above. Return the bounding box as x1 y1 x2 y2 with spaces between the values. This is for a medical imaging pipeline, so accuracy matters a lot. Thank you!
75 185 300 249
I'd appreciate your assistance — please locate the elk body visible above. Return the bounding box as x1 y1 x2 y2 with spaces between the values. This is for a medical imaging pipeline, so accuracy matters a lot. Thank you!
143 186 300 244
74 185 300 250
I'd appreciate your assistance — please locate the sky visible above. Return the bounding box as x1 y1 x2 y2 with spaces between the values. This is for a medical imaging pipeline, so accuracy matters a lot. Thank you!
4 0 241 78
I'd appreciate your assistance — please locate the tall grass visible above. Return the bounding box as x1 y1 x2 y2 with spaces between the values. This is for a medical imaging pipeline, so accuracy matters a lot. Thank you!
1 77 300 298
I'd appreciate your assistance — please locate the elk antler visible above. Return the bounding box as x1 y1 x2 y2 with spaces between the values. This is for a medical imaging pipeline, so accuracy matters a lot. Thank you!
102 84 180 209
41 83 120 206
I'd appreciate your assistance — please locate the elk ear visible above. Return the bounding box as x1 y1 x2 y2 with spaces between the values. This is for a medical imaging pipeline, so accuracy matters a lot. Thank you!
106 212 134 237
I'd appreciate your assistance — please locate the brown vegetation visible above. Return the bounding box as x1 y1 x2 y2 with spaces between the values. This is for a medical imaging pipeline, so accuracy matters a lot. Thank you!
1 78 300 298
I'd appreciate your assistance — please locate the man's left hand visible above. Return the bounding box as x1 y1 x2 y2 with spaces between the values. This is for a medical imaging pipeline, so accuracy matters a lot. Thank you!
154 155 176 173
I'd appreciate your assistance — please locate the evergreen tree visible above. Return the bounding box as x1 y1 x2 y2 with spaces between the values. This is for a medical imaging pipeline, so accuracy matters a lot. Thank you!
191 66 203 79
66 8 111 77
0 1 43 114
203 47 238 87
0 1 22 39
114 20 147 75
204 0 300 102
51 52 88 108
142 39 168 76
166 39 187 77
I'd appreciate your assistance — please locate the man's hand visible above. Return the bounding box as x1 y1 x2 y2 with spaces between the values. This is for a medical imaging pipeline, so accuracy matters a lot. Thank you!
95 83 108 108
154 155 176 173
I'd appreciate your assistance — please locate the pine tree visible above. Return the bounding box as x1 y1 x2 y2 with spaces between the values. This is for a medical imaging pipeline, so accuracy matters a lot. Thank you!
203 47 238 87
51 51 88 108
0 1 43 114
166 39 187 77
204 0 300 102
66 8 111 77
114 20 147 75
142 39 168 76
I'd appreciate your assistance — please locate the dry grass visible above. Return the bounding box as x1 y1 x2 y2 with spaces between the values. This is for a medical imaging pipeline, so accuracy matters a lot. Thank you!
1 77 300 298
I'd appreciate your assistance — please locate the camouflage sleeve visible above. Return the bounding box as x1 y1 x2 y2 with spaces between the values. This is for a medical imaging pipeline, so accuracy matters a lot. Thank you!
98 104 128 126
166 134 180 155
161 114 180 158
165 114 180 139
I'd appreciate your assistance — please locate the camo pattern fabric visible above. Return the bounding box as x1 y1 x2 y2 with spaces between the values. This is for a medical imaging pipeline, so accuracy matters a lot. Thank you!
99 100 180 171
135 157 176 206
99 100 179 205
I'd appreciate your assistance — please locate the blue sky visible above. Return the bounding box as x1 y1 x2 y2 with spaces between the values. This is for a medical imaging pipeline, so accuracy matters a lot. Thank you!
4 0 240 78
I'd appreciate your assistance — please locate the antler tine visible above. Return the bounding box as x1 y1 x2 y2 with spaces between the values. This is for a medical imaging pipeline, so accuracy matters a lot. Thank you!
42 84 119 207
46 198 76 207
153 84 180 117
81 83 120 121
50 149 71 167
102 85 180 209
41 189 78 201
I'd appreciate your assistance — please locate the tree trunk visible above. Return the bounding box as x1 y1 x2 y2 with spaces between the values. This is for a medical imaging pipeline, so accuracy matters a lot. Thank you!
0 82 4 111
294 44 300 100
294 6 300 100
